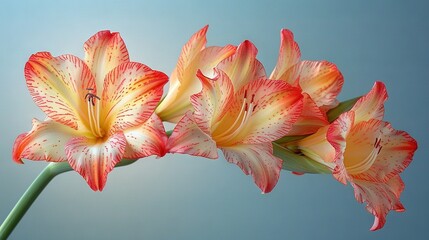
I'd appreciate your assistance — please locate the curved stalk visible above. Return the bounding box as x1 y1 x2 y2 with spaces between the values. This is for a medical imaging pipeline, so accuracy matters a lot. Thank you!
0 159 136 239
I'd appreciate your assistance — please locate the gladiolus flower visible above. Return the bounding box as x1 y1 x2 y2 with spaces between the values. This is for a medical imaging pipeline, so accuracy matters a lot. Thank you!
167 40 303 193
284 82 417 230
13 31 169 191
271 29 344 135
156 25 237 123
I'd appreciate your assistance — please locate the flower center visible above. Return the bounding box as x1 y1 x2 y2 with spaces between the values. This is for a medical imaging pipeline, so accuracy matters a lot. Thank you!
85 88 104 138
345 137 383 175
213 90 257 145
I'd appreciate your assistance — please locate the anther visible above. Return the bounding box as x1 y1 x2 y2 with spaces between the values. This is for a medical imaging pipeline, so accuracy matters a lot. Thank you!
85 89 100 106
374 137 382 148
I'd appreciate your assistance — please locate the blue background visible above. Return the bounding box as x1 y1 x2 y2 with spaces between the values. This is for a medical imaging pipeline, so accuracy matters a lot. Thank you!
1 0 428 239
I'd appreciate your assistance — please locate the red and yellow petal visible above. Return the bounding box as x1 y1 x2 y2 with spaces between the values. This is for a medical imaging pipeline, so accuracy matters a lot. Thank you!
296 60 344 109
221 142 282 193
327 111 355 185
166 111 218 159
270 29 301 81
352 121 417 183
217 40 266 91
123 113 168 159
25 52 96 130
65 132 127 191
287 93 329 136
351 81 388 124
84 30 129 92
351 175 405 231
172 25 209 86
292 125 336 169
156 26 236 123
191 69 235 134
341 119 385 179
101 62 168 134
221 79 303 144
12 118 78 163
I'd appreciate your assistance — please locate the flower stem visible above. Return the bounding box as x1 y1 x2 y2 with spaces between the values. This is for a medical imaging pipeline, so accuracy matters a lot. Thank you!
0 162 71 239
0 159 136 239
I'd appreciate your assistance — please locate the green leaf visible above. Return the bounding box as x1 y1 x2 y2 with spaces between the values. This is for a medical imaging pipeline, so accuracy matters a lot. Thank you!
273 142 331 174
274 135 308 144
326 96 361 122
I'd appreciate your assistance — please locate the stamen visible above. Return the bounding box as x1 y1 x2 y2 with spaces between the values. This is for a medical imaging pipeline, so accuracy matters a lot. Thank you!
213 90 258 145
215 99 247 140
252 104 258 112
95 99 103 137
216 102 253 144
87 100 96 135
85 89 103 137
378 146 383 154
347 137 383 174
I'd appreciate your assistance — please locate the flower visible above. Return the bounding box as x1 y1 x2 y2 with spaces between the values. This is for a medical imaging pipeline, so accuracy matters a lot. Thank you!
13 31 169 191
155 25 237 123
270 29 344 135
285 82 417 230
167 40 303 193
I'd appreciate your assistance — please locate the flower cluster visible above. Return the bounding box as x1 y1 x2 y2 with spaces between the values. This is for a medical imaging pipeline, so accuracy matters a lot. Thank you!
13 26 417 230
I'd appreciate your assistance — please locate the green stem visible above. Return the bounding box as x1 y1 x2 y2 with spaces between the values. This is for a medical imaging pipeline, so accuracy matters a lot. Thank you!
0 159 136 240
326 96 361 122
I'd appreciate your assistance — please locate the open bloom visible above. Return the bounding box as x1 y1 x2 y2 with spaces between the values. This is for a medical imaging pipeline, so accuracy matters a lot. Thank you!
286 82 417 230
270 29 344 135
156 25 237 122
167 41 303 193
13 31 169 191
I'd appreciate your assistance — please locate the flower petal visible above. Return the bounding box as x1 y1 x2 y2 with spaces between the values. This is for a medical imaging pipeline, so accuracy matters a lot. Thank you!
123 113 168 159
351 81 388 123
270 29 301 81
287 93 329 136
221 142 282 193
101 62 168 133
351 121 417 183
296 60 344 109
12 118 77 163
351 175 405 231
84 30 129 92
156 26 236 123
217 40 266 91
25 52 96 130
65 132 127 191
327 111 355 184
340 119 385 179
217 79 303 144
191 69 235 134
292 125 336 169
166 111 218 159
173 25 209 86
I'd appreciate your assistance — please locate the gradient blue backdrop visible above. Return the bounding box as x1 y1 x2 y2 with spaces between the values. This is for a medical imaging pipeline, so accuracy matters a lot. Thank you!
1 0 428 239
